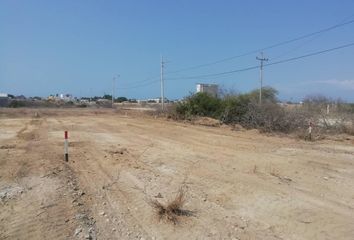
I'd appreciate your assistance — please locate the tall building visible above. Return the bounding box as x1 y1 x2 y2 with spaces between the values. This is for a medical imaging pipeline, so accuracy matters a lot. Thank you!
196 83 218 98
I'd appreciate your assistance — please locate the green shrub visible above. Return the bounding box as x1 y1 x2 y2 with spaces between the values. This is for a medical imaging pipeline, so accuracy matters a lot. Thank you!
176 92 223 119
221 94 253 123
9 100 26 108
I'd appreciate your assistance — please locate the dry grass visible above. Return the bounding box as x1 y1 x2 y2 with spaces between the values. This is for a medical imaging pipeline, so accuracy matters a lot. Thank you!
270 168 280 178
150 188 194 224
252 164 258 174
269 167 293 184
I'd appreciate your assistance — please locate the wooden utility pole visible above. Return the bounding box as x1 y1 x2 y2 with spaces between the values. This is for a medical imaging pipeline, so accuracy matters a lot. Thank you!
256 52 268 105
160 56 165 111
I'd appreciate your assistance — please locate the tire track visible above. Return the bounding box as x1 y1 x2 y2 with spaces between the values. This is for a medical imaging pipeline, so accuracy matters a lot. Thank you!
0 117 94 240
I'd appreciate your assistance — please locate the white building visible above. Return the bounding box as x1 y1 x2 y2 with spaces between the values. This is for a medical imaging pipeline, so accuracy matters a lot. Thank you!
196 83 218 97
147 97 168 103
0 93 9 107
60 94 73 101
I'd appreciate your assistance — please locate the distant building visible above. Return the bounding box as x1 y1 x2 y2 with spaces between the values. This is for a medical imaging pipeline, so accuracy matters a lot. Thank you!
48 93 73 102
16 95 26 100
0 93 9 107
137 100 147 104
147 97 168 103
196 83 218 97
80 99 90 103
96 98 110 103
60 94 73 101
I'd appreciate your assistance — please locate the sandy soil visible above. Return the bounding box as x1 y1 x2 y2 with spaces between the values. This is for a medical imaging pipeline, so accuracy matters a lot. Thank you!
0 108 354 240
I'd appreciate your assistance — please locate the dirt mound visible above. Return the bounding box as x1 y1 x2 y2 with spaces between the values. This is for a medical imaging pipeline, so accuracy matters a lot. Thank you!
193 117 220 127
231 124 245 131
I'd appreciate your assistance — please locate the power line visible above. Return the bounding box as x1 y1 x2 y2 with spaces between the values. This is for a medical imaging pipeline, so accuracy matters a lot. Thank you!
119 78 160 90
118 41 354 90
120 75 160 87
114 15 354 90
265 42 354 67
271 14 354 61
164 18 354 75
165 41 354 81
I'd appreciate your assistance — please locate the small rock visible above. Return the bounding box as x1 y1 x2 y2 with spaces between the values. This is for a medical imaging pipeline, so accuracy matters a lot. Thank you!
85 233 92 239
99 211 105 216
75 213 86 220
323 176 329 181
210 229 218 235
74 227 82 236
112 228 116 232
283 176 292 182
155 193 163 198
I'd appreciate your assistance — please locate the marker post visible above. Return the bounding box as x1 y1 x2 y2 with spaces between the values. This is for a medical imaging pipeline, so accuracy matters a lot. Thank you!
64 131 69 162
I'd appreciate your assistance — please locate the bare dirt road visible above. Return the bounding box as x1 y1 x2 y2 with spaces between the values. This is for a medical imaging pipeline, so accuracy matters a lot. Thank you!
1 109 354 240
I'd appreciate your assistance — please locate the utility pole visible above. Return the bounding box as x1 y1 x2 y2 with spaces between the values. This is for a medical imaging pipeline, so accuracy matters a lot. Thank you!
160 55 165 111
256 52 268 105
112 76 115 108
112 75 119 108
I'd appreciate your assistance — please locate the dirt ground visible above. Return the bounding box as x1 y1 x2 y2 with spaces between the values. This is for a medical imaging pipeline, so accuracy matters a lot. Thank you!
0 108 354 240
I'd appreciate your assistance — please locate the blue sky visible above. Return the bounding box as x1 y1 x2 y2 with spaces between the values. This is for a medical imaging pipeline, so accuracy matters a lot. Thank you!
1 0 354 101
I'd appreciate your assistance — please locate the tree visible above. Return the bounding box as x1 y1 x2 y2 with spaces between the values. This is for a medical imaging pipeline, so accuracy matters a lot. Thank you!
221 94 253 123
115 97 128 103
248 87 278 103
102 94 112 100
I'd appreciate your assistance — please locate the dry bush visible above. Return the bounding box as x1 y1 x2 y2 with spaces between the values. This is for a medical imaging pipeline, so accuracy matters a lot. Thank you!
342 122 354 135
150 188 194 224
173 90 354 139
242 103 311 133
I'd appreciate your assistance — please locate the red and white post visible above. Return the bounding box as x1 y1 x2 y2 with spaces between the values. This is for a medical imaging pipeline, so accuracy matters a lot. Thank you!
64 131 69 162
